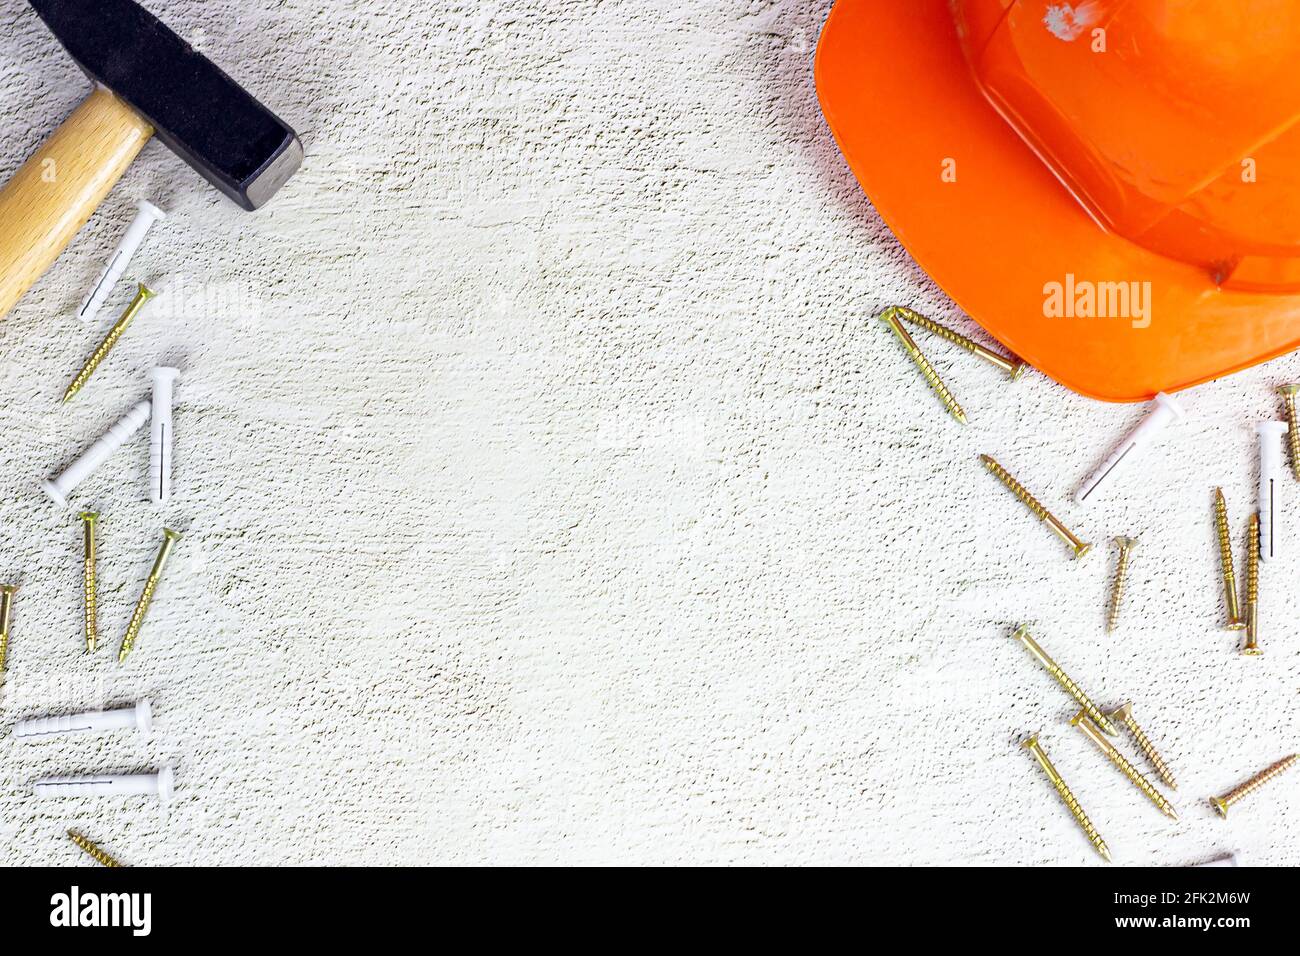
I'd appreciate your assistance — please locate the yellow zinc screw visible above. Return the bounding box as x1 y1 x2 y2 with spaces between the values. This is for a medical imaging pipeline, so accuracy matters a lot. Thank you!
1023 735 1111 862
1212 754 1297 818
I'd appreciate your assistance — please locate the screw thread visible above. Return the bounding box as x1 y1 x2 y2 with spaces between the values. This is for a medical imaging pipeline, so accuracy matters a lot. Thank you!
983 456 1090 556
1244 512 1260 654
0 587 15 673
81 514 98 654
1045 660 1118 735
1246 514 1259 604
1114 707 1178 790
985 456 1041 512
68 830 124 868
1283 391 1300 480
891 306 979 353
1013 627 1118 735
1107 548 1131 633
1110 748 1177 819
63 285 154 403
1025 739 1111 861
1214 489 1242 628
1049 771 1111 861
891 306 1023 377
1218 754 1297 813
83 557 98 654
1075 714 1177 818
118 532 180 663
118 574 159 663
880 310 967 424
983 455 1046 518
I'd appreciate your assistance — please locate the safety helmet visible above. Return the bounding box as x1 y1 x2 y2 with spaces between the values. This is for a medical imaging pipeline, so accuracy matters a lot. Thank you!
816 0 1300 400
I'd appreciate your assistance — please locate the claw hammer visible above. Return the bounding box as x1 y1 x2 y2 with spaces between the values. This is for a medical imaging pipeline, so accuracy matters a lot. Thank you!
0 0 303 319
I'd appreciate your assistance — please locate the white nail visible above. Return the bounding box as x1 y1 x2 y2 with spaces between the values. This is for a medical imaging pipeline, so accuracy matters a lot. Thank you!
1258 421 1288 561
76 200 167 324
150 367 180 504
13 699 151 743
1075 391 1186 505
34 766 173 801
42 399 151 507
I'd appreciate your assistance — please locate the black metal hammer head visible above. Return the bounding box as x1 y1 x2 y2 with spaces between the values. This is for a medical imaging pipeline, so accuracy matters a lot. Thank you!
29 0 302 211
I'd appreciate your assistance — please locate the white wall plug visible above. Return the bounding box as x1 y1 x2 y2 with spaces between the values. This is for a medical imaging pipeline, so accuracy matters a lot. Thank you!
13 699 152 743
1075 391 1186 505
42 399 151 507
76 200 167 323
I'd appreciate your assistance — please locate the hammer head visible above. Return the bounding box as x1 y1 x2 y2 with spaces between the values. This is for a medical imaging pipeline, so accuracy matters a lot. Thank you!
29 0 302 211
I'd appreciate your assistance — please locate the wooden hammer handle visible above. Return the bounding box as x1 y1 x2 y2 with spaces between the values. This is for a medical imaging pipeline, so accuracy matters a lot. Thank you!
0 88 154 320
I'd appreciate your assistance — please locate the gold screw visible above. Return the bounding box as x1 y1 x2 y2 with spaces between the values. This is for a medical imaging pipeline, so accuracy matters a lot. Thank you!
1214 489 1245 630
888 305 1027 380
1243 512 1261 656
1012 625 1118 735
68 830 124 867
1211 753 1297 818
1106 536 1137 633
1022 735 1111 862
80 511 99 653
981 455 1092 558
879 308 968 424
118 528 182 664
1279 385 1300 480
1109 702 1177 791
0 583 17 673
1070 709 1178 820
63 283 156 403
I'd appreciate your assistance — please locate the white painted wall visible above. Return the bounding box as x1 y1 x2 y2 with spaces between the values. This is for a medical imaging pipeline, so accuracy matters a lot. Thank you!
0 0 1292 865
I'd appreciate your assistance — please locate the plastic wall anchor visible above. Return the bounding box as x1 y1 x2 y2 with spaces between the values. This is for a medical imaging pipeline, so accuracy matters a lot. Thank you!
13 699 151 743
42 399 151 507
33 766 173 801
1075 391 1186 505
1258 421 1288 561
76 200 167 323
149 367 180 504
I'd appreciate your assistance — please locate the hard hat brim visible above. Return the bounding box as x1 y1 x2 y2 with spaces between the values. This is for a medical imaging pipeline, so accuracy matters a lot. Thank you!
815 0 1300 402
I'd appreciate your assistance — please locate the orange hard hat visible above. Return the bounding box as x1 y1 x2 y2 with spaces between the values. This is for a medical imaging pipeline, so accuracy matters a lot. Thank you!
816 0 1300 401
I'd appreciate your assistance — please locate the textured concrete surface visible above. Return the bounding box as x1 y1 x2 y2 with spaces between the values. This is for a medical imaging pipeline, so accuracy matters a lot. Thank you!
0 0 1295 866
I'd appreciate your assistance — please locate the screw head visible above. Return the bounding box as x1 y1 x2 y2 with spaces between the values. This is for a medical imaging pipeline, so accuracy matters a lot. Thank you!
1279 384 1300 397
1073 541 1093 559
1108 701 1133 722
79 511 98 524
1009 362 1028 381
1068 707 1089 727
1242 646 1263 657
1114 536 1138 551
1211 796 1229 818
162 528 183 543
1020 735 1040 752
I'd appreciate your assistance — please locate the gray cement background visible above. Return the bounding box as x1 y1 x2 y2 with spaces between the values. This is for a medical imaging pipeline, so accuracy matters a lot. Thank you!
0 0 1294 865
